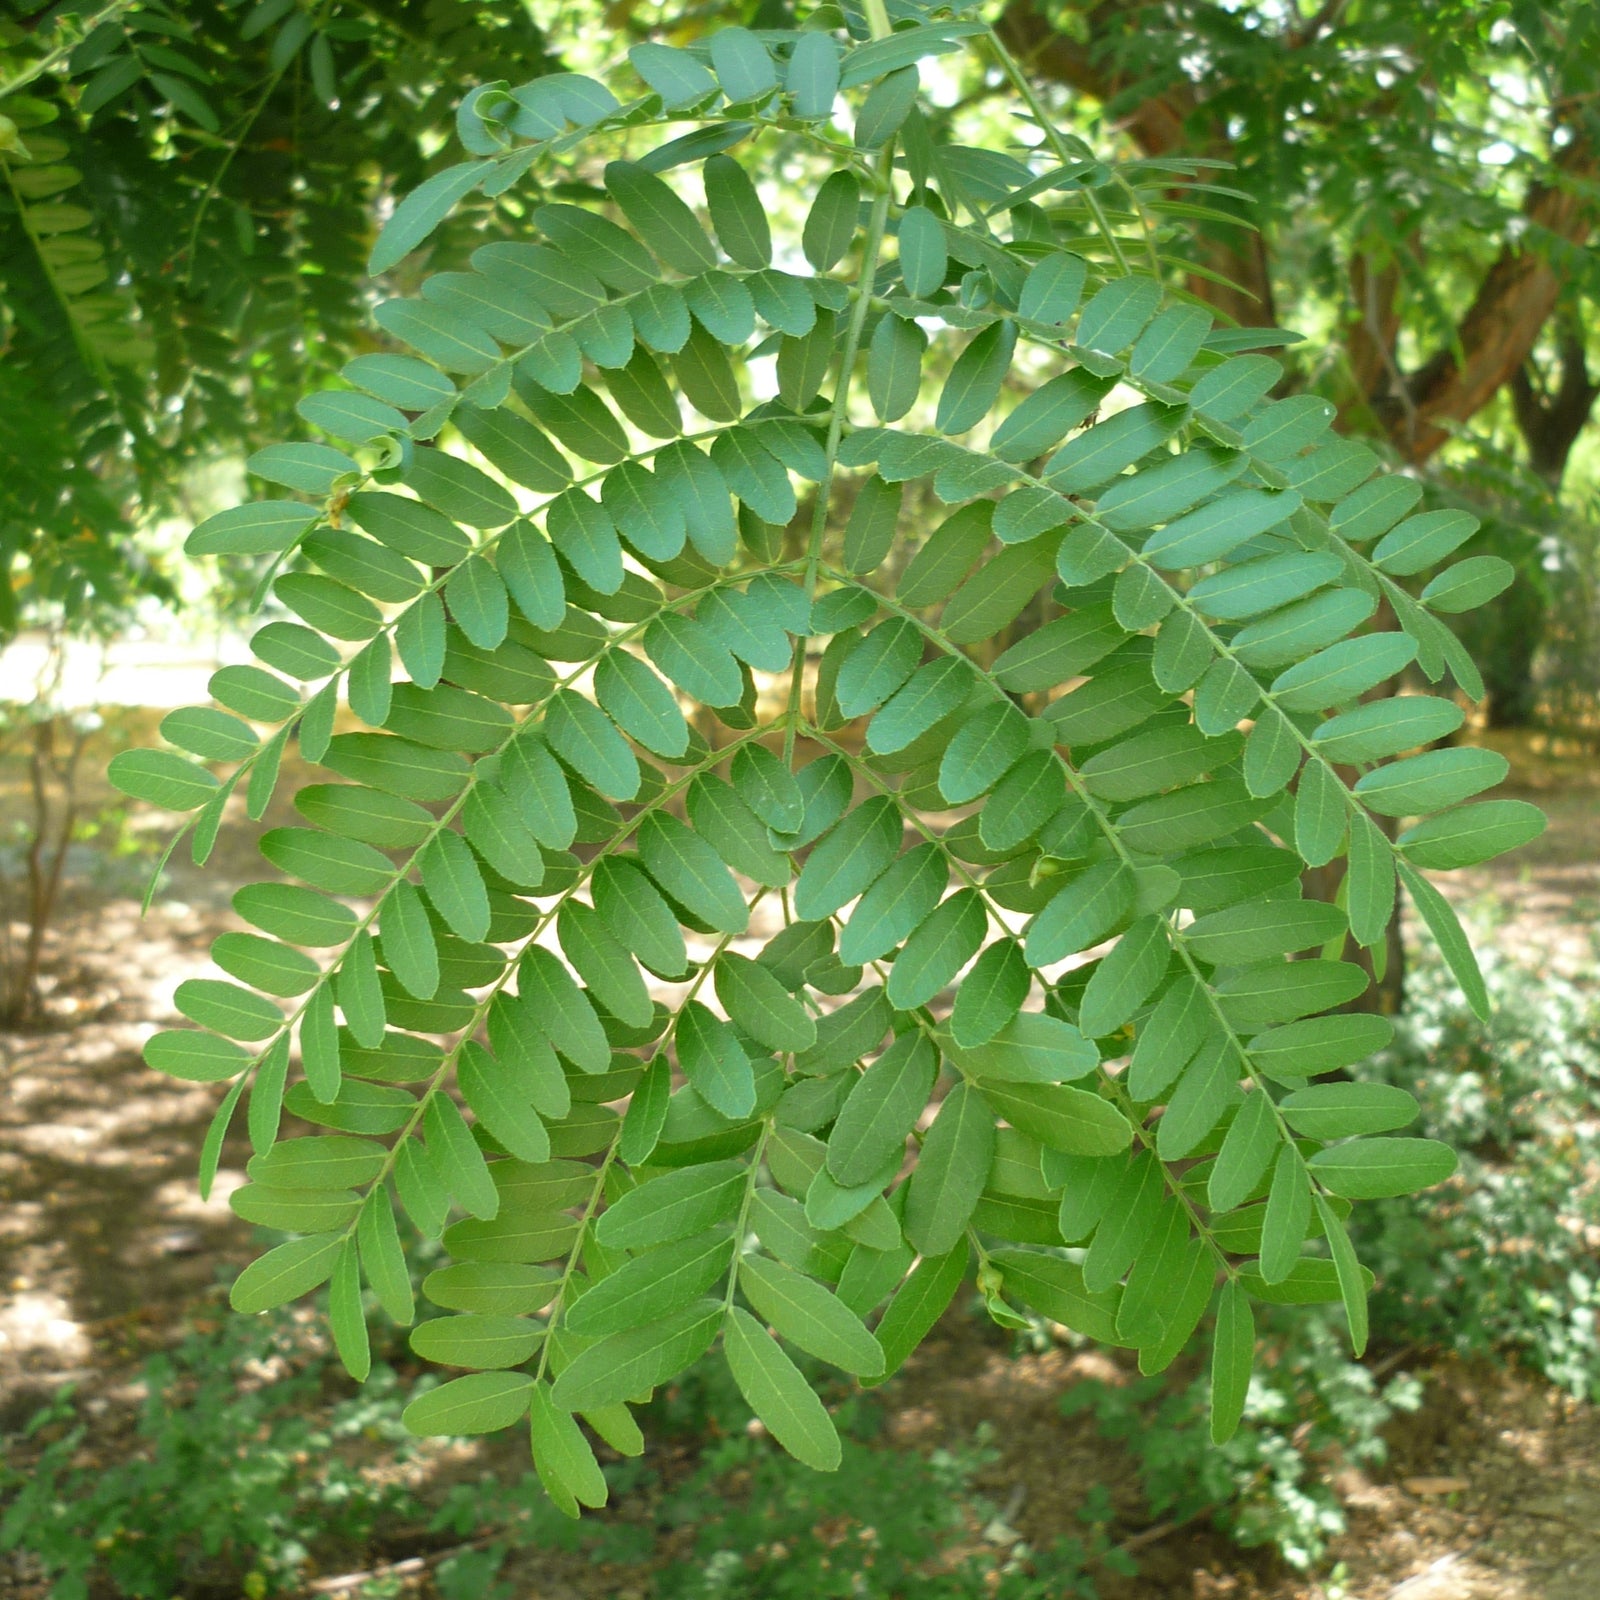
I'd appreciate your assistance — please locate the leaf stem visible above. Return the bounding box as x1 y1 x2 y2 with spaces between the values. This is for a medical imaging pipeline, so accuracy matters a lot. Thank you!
783 137 898 764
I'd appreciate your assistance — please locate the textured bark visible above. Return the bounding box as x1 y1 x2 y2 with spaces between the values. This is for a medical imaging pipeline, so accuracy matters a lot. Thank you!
1509 320 1599 487
1400 140 1597 463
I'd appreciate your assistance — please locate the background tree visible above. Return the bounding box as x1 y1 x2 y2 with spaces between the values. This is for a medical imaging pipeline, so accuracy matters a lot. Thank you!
0 0 561 633
0 0 565 1020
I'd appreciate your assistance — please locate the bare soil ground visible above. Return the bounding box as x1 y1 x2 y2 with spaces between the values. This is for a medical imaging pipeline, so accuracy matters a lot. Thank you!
1 726 1597 1599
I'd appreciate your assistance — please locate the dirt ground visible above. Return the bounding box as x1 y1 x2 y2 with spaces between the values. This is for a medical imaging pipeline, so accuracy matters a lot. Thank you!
1 725 1598 1599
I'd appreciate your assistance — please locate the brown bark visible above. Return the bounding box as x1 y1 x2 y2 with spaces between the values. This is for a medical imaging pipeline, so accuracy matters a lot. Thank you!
1400 139 1597 462
1509 317 1599 487
0 716 85 1026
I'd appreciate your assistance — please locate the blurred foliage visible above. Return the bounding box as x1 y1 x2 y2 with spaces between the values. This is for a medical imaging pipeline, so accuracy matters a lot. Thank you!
0 1307 420 1597
1353 922 1600 1400
1064 1307 1422 1571
0 0 562 634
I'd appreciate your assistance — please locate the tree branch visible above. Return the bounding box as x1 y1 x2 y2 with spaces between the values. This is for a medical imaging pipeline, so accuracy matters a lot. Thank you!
1509 310 1600 485
1401 136 1597 461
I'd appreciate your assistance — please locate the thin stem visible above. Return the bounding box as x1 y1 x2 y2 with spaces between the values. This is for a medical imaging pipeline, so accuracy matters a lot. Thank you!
782 138 898 764
536 880 773 1373
983 23 1132 275
722 1121 774 1312
0 0 137 104
534 1134 620 1382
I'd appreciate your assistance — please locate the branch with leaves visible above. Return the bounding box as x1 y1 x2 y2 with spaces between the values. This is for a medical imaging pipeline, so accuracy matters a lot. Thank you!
113 1 1542 1512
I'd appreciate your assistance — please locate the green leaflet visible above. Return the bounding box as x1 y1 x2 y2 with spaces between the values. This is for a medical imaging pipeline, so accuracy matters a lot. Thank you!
1354 746 1508 817
904 1082 993 1256
938 701 1030 804
638 811 748 933
556 902 643 1024
597 1161 748 1254
982 1080 1132 1157
529 1384 608 1515
839 844 946 965
1025 861 1135 968
550 1298 723 1411
739 1252 885 1377
1280 1081 1418 1139
991 1249 1120 1344
403 1372 534 1438
827 1033 937 1186
1208 1088 1278 1214
1306 1136 1457 1199
866 657 971 753
855 64 919 149
329 1241 369 1382
1077 916 1169 1039
593 857 688 978
231 1232 344 1314
459 1042 549 1164
1210 1279 1253 1445
793 797 903 922
803 168 859 271
714 954 817 1053
1399 799 1545 869
979 751 1066 851
899 500 992 606
955 1012 1097 1084
605 159 715 275
872 1245 968 1383
1184 898 1346 964
567 1229 735 1338
897 204 947 296
724 1306 842 1471
950 938 1030 1049
688 772 790 886
937 321 1017 435
704 154 771 268
836 616 920 717
992 369 1110 462
1397 859 1490 1020
545 689 640 801
517 945 610 1072
787 31 840 118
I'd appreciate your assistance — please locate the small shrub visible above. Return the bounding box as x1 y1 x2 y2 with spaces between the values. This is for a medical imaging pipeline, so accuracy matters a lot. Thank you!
1353 927 1600 1398
1063 1306 1422 1571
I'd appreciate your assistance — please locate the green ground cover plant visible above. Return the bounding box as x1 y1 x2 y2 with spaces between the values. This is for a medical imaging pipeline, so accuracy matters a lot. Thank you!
1355 931 1600 1400
0 1310 418 1598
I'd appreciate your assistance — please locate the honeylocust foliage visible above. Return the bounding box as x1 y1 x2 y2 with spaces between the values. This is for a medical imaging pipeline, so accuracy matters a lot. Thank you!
112 0 1543 1507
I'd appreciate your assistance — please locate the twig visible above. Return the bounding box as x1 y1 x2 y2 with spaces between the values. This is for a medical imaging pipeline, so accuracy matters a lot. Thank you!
1111 1501 1218 1557
304 1526 504 1595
